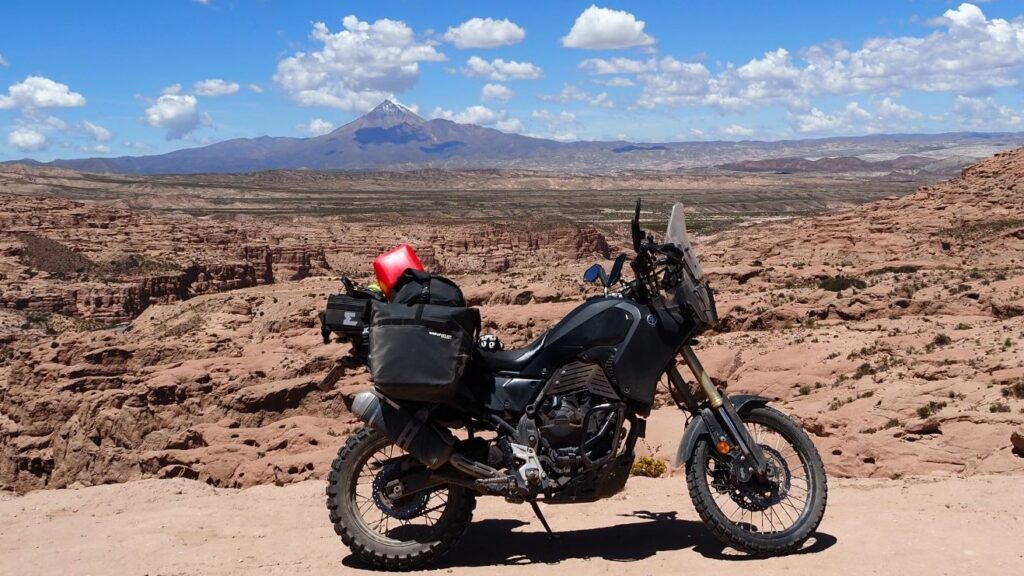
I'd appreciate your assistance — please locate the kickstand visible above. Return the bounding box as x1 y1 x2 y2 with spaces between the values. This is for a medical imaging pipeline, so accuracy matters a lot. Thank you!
529 501 559 541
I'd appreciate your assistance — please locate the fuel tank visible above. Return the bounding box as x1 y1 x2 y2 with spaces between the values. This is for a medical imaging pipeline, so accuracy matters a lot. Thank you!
512 296 696 408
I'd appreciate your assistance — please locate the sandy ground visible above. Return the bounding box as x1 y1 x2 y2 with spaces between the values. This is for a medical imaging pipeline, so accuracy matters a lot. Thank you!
2 474 1021 576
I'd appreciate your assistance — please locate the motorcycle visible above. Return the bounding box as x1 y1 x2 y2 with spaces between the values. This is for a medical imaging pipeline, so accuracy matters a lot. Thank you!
322 201 827 570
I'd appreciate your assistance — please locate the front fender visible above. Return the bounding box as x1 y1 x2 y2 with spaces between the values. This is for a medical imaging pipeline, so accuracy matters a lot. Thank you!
673 394 769 467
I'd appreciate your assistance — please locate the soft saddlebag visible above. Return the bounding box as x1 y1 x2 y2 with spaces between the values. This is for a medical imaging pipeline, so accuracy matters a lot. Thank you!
390 269 466 307
319 277 384 344
368 301 480 402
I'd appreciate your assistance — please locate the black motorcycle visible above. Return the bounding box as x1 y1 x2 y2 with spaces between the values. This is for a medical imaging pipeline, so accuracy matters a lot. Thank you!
321 201 827 570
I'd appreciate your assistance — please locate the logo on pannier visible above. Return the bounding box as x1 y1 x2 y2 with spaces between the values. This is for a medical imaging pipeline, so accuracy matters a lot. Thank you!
428 331 453 340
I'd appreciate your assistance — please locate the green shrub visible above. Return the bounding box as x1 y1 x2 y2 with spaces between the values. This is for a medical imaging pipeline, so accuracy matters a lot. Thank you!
630 455 668 478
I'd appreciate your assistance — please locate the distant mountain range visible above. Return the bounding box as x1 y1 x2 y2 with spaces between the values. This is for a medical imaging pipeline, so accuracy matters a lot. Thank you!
8 100 1024 174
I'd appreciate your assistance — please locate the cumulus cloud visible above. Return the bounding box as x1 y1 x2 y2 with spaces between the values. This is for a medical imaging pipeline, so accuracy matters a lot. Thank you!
462 56 543 81
274 15 445 112
529 109 578 140
539 83 614 108
80 120 112 142
579 57 652 75
789 102 872 134
144 94 202 140
481 83 513 102
0 76 86 110
593 77 635 87
953 95 1023 130
444 17 525 48
431 105 498 125
298 118 336 136
631 3 1024 114
193 78 240 96
561 5 655 50
8 126 47 152
720 124 755 138
429 105 523 133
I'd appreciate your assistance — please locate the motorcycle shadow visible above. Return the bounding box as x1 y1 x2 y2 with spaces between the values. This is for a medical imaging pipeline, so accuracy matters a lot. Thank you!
343 510 837 569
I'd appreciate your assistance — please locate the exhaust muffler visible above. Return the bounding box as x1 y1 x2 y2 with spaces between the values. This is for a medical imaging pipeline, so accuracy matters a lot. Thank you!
350 391 455 469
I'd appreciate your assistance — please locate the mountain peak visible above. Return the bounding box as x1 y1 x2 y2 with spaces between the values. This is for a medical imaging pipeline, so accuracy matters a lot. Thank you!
358 99 424 127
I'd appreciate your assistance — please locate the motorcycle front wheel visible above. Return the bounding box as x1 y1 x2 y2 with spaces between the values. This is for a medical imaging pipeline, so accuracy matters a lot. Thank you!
326 427 476 570
685 406 827 555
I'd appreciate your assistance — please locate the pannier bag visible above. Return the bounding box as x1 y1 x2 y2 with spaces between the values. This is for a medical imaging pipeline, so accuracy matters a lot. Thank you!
320 294 371 343
368 300 480 402
319 277 385 344
390 269 466 307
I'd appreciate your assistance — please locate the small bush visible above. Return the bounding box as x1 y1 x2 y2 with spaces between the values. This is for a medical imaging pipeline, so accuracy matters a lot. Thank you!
818 275 867 292
989 402 1011 413
797 384 812 396
933 333 952 346
1002 380 1024 399
631 455 668 478
917 400 947 419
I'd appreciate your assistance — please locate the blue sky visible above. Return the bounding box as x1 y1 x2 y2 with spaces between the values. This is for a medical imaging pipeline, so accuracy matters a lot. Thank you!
2 1 1024 160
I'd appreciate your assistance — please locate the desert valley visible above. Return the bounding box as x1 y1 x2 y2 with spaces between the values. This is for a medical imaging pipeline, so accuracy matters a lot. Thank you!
2 132 1024 573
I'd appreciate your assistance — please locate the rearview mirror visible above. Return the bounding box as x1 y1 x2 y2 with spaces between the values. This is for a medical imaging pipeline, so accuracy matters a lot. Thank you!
583 263 608 285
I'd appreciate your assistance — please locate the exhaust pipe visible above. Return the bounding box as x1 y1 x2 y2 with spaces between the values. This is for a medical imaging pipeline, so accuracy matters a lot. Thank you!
350 392 455 469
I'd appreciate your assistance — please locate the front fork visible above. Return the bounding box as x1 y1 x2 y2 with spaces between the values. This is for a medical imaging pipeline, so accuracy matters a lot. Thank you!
670 345 770 477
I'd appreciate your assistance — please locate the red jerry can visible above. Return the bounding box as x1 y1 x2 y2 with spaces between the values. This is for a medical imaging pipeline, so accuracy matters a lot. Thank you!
373 244 424 298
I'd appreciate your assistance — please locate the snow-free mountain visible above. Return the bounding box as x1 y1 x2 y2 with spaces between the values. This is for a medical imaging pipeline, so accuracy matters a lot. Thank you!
15 100 1024 174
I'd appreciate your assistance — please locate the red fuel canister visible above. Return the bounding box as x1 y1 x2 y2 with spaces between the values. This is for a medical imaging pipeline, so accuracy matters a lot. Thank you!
373 244 424 297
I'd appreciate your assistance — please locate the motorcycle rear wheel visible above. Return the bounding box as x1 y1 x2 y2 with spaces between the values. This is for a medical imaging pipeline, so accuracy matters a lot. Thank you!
326 427 476 570
685 406 827 556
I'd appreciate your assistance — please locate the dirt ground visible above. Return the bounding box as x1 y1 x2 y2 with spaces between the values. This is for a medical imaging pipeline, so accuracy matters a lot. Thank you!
2 473 1021 576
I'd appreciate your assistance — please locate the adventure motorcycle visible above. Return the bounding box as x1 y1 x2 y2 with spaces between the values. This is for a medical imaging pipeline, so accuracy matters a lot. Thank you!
319 201 827 570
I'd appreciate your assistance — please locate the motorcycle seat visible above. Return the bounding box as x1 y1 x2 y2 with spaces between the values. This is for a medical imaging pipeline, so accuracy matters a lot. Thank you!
476 333 546 372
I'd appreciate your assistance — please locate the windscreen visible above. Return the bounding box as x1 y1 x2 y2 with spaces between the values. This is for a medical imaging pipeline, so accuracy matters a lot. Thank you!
664 203 704 281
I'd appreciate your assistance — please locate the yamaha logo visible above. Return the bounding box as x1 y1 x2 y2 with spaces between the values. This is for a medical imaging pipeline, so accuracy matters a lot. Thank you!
646 314 658 326
428 331 453 340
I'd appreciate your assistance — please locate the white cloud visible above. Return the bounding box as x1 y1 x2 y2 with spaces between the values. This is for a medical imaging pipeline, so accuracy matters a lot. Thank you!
298 118 336 136
0 54 8 67
495 118 524 133
462 56 543 81
876 97 923 122
444 17 525 48
481 83 513 102
540 83 614 108
8 126 47 152
193 0 210 4
579 57 651 75
144 94 202 140
561 5 655 50
0 76 86 110
274 16 445 112
80 120 111 142
81 144 111 154
193 78 240 96
248 83 264 93
720 124 755 138
632 3 1024 114
790 102 872 134
431 105 499 125
430 105 523 133
161 83 182 95
953 95 1023 130
593 77 635 87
